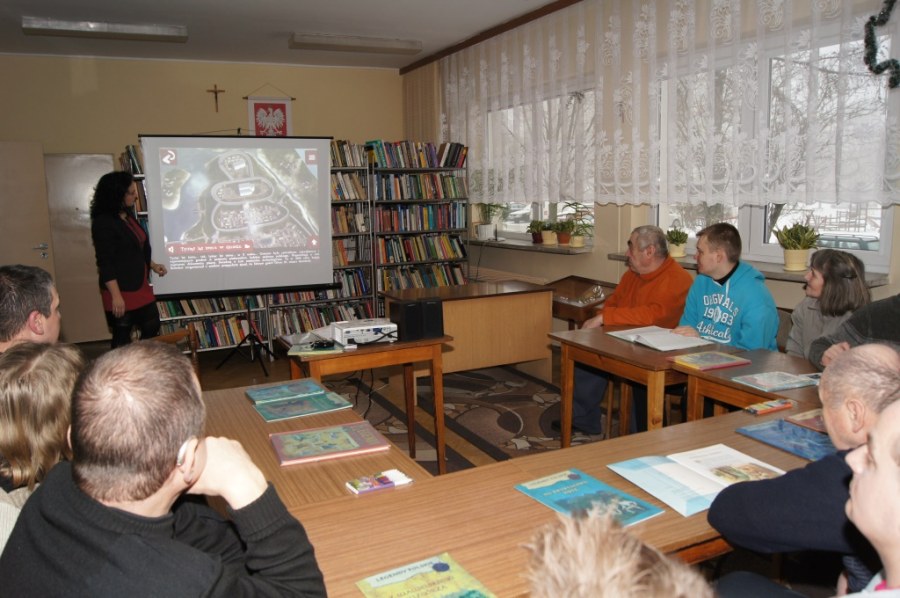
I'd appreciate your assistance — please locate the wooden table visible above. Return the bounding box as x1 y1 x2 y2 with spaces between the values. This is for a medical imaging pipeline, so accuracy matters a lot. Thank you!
291 408 811 596
202 385 431 507
672 349 821 421
550 327 735 447
288 336 452 474
546 275 616 330
383 280 553 382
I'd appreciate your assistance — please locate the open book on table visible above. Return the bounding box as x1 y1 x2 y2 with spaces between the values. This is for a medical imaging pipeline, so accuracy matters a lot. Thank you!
606 325 713 351
608 443 785 517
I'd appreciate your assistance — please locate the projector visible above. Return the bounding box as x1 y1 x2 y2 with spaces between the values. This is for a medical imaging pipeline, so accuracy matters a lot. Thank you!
333 319 398 346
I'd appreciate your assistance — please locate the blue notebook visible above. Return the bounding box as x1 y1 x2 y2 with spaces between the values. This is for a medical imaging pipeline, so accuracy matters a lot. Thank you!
737 419 836 461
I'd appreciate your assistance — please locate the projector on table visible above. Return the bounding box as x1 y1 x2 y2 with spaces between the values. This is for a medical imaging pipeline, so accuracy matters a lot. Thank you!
333 319 398 346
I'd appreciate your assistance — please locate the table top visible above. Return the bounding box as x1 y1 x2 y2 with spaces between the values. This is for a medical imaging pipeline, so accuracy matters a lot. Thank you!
381 280 551 302
202 384 431 507
291 335 451 363
291 408 813 596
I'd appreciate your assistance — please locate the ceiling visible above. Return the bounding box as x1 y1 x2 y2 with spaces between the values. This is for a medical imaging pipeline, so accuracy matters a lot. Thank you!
0 0 556 71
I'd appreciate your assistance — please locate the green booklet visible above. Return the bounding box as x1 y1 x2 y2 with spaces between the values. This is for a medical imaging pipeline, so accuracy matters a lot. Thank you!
253 391 352 422
244 379 328 404
357 552 495 597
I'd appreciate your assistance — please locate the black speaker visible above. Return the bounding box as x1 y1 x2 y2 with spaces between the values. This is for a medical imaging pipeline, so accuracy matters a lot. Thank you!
420 298 444 339
390 300 424 341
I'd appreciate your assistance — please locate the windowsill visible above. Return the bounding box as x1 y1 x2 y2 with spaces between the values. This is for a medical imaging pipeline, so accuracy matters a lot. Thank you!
469 237 593 255
607 252 889 288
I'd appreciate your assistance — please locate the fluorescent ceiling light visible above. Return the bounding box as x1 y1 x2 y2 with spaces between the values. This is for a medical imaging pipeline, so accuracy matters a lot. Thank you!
22 16 187 43
289 32 422 55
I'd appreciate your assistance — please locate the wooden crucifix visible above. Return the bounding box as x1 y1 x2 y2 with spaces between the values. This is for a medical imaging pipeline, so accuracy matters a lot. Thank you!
206 84 225 112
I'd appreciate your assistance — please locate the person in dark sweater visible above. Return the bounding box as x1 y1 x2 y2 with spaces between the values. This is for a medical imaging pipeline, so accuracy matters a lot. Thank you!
808 294 900 370
709 344 900 593
0 341 326 597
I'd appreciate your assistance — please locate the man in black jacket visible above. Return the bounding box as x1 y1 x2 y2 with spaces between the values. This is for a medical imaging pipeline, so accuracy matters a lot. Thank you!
708 344 900 592
0 341 326 597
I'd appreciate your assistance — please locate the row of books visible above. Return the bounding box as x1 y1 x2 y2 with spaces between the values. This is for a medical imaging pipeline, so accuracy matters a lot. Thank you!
180 315 265 350
330 140 368 169
269 283 363 307
335 267 371 297
365 139 468 170
377 263 467 292
333 238 372 266
121 144 144 175
330 171 368 201
331 205 368 235
374 203 466 233
270 301 374 335
375 234 467 264
156 295 265 319
373 172 469 201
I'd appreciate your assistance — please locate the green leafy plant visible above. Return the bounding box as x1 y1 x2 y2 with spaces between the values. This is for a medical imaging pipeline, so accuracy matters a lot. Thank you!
573 220 593 238
562 201 594 239
554 219 575 234
541 220 554 231
477 203 505 224
773 222 820 250
666 227 688 245
526 219 544 234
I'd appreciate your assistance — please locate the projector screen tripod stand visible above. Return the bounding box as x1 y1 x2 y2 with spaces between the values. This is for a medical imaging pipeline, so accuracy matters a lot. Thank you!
216 303 276 376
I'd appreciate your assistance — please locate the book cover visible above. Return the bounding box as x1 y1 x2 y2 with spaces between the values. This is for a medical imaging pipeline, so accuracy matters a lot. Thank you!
786 408 827 433
737 419 836 461
668 351 751 370
514 468 663 525
245 379 328 404
287 342 346 357
269 420 390 466
607 325 713 351
732 371 818 392
346 469 413 495
253 391 352 422
744 398 794 415
608 444 784 517
357 552 496 598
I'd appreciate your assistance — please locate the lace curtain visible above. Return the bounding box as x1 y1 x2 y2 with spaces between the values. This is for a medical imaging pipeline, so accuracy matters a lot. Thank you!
439 0 900 207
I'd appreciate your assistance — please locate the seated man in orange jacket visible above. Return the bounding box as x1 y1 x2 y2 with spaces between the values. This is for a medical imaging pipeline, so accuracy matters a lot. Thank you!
563 225 693 434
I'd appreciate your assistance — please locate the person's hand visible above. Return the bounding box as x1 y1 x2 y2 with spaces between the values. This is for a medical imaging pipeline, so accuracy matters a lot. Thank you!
151 262 168 277
582 313 604 329
111 294 126 318
821 341 851 367
672 325 700 337
186 436 267 510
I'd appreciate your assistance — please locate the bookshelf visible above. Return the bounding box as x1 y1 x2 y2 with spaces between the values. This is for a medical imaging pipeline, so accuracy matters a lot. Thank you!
366 140 469 316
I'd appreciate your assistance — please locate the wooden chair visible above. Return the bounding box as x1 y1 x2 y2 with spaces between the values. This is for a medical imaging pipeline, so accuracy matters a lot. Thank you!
154 325 201 384
776 308 793 353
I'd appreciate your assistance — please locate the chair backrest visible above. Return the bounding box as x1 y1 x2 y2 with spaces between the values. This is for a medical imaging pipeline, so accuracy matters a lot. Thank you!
776 308 793 353
153 325 201 383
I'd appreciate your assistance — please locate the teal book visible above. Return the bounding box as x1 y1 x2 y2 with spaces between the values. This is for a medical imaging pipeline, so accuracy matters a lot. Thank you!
245 379 327 404
253 391 352 422
737 419 836 461
515 468 663 525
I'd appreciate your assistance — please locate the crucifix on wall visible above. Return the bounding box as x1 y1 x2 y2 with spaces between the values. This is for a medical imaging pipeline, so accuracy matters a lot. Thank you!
206 84 225 112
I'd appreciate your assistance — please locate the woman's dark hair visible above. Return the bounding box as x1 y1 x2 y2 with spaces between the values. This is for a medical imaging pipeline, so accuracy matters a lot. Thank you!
89 171 134 218
810 248 870 317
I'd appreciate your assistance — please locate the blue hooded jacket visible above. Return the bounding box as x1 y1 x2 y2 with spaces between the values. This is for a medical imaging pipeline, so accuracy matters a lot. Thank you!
679 261 778 350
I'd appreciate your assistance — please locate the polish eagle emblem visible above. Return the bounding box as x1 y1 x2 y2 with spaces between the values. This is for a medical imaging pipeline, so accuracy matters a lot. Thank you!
255 106 286 136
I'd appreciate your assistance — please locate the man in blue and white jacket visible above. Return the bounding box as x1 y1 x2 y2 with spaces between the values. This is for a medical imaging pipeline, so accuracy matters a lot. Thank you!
674 222 778 351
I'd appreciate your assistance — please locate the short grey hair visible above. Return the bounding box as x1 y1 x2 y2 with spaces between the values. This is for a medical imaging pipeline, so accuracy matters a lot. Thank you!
820 344 900 413
632 225 669 258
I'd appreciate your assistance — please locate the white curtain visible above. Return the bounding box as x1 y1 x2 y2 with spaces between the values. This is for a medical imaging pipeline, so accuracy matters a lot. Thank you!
440 0 900 207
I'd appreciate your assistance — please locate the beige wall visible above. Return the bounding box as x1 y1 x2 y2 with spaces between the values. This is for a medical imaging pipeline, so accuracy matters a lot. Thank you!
0 54 404 154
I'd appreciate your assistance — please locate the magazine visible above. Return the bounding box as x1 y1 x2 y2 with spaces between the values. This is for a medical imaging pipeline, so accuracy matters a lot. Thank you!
731 371 818 392
245 378 328 404
269 420 390 466
785 408 827 433
668 351 751 371
737 419 836 461
607 326 713 351
357 552 496 597
252 391 352 422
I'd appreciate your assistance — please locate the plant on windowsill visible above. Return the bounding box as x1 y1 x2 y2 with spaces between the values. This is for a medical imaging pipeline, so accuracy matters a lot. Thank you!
540 220 557 245
554 219 575 245
773 222 820 272
475 203 505 241
526 219 544 243
563 201 594 248
665 227 689 258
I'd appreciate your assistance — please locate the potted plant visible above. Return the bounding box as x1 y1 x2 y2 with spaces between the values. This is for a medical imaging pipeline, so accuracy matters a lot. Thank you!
540 220 557 245
526 219 544 243
570 220 593 248
774 222 820 271
475 203 503 241
665 227 689 258
564 202 594 247
554 219 575 245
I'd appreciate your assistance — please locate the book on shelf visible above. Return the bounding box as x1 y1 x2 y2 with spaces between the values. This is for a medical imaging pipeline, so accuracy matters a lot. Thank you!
356 552 495 598
731 371 819 392
736 419 837 461
253 391 352 423
608 444 784 517
786 408 827 433
346 469 413 495
245 379 328 404
606 326 713 351
668 351 751 370
269 420 390 466
515 468 663 525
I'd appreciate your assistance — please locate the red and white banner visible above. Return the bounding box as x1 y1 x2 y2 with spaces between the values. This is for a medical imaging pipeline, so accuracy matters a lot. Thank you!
248 96 292 137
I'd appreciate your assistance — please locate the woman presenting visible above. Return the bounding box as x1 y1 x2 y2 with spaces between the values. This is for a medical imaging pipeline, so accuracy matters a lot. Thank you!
90 171 167 348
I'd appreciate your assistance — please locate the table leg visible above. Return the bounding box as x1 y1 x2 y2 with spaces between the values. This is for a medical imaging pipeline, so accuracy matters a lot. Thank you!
687 377 703 421
646 371 665 430
431 345 446 475
289 358 304 380
560 343 574 448
307 362 322 382
403 363 416 460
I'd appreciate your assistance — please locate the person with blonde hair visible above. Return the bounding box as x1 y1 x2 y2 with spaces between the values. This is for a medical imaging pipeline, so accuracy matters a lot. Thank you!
0 341 86 551
526 508 713 597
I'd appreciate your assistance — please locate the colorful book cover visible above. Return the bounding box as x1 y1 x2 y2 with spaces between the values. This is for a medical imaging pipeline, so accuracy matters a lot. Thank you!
731 371 818 392
357 552 495 597
514 468 663 525
668 351 751 371
737 419 836 461
252 391 352 422
245 379 328 403
744 398 794 415
786 408 827 433
346 469 413 495
269 420 390 466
